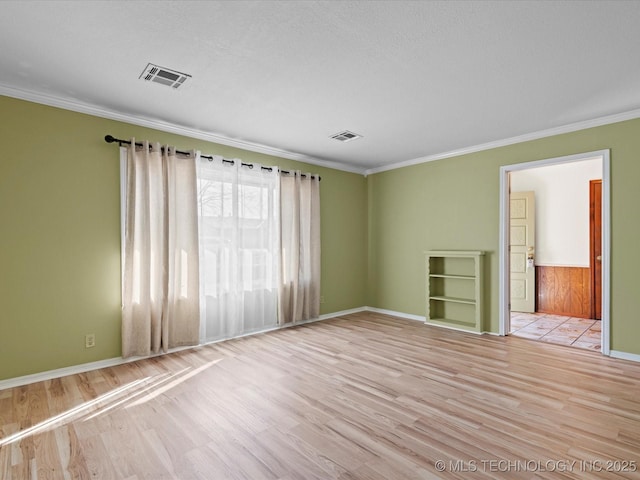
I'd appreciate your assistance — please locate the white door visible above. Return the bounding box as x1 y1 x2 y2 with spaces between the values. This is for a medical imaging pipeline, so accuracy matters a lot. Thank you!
510 191 535 313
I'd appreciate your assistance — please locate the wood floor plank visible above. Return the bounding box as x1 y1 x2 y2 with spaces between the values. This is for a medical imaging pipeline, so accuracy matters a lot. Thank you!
2 312 640 478
0 442 11 480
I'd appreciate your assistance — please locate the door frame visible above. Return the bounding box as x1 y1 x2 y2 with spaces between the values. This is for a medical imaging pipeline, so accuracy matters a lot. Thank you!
498 149 610 355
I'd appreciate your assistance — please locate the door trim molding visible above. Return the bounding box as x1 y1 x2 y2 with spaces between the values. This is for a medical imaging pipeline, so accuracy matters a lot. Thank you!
499 150 611 356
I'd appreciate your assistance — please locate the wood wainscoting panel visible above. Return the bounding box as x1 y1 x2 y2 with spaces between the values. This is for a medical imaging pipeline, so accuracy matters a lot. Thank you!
536 265 592 318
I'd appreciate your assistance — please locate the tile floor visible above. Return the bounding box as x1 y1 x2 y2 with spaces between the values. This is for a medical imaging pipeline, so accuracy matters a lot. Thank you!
510 312 601 351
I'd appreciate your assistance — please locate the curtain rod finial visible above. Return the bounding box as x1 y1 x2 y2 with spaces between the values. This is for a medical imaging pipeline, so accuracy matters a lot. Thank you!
104 135 116 143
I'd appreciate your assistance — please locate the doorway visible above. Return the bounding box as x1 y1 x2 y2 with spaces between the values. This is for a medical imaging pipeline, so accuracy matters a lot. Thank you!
499 150 610 355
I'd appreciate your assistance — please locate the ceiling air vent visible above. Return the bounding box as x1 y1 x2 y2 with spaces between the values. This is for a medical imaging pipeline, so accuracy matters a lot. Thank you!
330 130 363 142
139 63 191 89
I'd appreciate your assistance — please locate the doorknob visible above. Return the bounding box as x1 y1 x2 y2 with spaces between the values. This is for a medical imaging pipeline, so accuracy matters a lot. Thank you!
596 255 602 261
527 246 535 269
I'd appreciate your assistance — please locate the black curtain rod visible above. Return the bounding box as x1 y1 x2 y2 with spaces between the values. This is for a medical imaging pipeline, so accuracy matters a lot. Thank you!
104 135 320 180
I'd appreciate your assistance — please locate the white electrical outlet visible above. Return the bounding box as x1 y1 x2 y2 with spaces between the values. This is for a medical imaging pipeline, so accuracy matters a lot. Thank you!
85 334 96 348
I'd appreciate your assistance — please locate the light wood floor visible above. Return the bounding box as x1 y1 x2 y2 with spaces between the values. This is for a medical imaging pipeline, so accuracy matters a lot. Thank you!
2 312 640 479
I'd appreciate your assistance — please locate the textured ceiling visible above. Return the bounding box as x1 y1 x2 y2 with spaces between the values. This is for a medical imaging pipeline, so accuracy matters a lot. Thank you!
1 0 640 173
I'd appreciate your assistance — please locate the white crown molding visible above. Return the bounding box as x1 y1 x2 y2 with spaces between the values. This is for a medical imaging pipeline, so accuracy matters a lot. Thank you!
0 84 366 175
5 83 640 179
364 108 640 176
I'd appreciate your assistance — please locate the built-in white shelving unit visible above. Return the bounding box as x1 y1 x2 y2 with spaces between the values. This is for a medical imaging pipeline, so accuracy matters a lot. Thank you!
425 250 484 333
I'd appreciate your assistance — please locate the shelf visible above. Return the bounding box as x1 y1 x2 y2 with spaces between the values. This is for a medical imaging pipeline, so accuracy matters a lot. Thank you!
429 295 476 305
429 274 475 280
425 250 484 333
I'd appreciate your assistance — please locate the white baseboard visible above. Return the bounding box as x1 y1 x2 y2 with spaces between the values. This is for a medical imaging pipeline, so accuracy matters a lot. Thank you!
365 306 500 336
609 350 640 363
5 308 637 391
364 306 425 322
425 321 484 335
0 307 367 391
319 306 367 321
0 343 207 392
0 357 124 391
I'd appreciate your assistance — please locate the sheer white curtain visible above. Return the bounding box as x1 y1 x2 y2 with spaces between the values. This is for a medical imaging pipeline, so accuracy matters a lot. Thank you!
279 172 321 324
121 140 200 358
197 156 280 341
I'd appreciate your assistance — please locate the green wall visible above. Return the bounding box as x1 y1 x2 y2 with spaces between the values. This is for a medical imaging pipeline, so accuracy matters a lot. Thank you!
2 93 640 381
0 96 367 380
367 118 640 355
